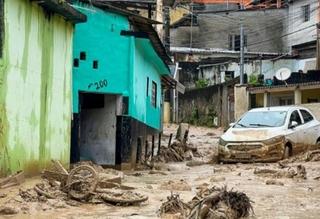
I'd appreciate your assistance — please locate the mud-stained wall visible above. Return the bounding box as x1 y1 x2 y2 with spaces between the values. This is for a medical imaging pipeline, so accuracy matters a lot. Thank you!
234 85 249 120
0 0 73 176
80 95 117 165
179 81 236 127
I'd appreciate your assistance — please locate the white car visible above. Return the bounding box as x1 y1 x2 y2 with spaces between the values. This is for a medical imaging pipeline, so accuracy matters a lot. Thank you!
218 106 320 162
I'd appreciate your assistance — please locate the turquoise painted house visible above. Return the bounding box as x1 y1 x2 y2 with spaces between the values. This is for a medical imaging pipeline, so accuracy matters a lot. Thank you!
71 1 174 169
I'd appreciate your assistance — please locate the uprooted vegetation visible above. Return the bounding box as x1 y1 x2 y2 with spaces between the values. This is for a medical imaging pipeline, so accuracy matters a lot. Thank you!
143 123 205 168
160 194 190 218
160 186 253 219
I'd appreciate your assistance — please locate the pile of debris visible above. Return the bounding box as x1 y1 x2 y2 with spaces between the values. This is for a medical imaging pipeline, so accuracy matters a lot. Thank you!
154 141 200 163
160 186 253 219
153 123 200 163
0 160 148 215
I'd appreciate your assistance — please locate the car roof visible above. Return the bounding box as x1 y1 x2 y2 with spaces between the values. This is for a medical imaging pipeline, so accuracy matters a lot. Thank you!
248 105 308 112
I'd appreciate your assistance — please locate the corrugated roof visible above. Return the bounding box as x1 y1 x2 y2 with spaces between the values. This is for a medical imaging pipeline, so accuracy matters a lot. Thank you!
35 0 86 23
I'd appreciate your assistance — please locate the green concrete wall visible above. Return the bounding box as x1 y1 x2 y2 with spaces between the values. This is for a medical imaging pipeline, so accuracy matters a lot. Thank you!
72 3 131 111
131 39 166 129
72 3 170 130
0 0 74 176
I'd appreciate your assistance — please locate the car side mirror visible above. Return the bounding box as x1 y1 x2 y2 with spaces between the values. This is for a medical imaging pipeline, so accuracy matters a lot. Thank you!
229 122 235 127
289 121 298 129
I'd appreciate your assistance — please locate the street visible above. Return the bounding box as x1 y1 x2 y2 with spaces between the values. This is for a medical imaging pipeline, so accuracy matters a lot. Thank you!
1 124 320 219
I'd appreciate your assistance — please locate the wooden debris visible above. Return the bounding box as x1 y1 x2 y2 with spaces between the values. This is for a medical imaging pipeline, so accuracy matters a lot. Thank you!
176 123 190 143
42 170 68 183
0 171 25 189
51 160 69 175
34 185 55 199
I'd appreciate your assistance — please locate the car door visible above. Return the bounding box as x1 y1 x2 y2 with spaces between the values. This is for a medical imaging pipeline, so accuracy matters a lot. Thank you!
299 109 319 146
285 110 305 154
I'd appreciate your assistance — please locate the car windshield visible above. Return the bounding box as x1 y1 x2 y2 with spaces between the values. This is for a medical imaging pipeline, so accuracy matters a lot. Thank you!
234 111 287 128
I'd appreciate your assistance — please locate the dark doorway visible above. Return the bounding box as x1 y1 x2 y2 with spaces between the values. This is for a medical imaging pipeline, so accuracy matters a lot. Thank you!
70 93 118 165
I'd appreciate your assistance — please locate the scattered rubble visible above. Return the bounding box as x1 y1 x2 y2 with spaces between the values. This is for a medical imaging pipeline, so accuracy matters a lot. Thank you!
0 160 148 215
148 170 168 175
153 141 200 163
280 150 320 164
186 160 207 167
254 165 307 179
0 206 19 215
265 179 284 186
160 179 192 191
210 176 226 183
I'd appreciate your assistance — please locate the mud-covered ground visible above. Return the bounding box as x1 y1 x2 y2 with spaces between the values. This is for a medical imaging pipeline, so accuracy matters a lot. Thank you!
1 124 320 219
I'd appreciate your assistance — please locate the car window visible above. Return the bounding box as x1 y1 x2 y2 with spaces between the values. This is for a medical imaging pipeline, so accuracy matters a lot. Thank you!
300 109 314 123
234 111 287 128
289 110 302 125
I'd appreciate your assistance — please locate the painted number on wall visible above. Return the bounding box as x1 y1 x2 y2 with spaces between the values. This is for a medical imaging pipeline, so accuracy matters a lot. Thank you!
88 79 108 90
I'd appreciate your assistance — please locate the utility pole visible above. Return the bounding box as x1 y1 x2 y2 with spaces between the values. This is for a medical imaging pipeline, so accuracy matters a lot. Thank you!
240 24 244 84
163 6 170 53
189 1 193 49
240 1 245 85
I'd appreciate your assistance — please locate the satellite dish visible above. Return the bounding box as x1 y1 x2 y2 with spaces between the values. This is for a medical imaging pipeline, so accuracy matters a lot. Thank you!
275 68 291 81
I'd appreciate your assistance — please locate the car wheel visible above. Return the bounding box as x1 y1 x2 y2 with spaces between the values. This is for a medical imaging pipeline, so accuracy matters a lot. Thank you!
283 146 290 159
317 140 320 148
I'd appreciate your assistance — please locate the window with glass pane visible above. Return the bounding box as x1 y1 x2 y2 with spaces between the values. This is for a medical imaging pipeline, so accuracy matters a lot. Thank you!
300 110 314 123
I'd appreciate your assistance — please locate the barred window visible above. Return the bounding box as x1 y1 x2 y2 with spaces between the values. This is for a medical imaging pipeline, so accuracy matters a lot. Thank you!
302 5 310 22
